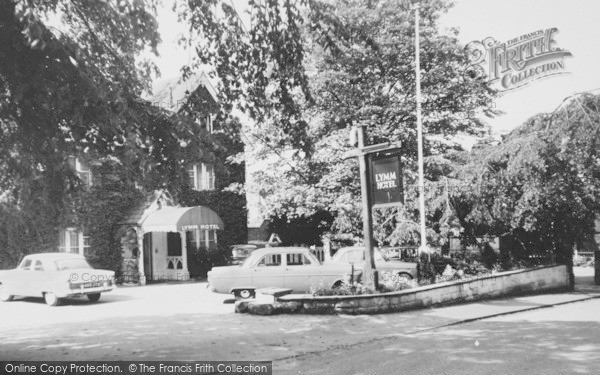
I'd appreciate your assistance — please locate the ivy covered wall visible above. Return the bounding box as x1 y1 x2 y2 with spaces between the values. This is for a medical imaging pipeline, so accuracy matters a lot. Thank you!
177 125 248 276
64 159 145 275
0 79 246 277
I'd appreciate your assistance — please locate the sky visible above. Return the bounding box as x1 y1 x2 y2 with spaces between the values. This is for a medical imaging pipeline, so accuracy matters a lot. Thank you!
438 0 600 134
153 0 600 136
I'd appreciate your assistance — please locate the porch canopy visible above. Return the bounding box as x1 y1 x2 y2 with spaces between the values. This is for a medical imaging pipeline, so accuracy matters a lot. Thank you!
141 206 224 233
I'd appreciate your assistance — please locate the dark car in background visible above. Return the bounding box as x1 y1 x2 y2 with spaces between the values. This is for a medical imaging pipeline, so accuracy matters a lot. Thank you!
229 244 259 265
380 246 419 262
329 246 418 279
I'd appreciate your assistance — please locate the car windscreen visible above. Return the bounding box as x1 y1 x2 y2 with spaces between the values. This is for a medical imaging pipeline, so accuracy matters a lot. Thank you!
54 258 92 270
18 258 32 270
239 253 259 268
375 250 388 261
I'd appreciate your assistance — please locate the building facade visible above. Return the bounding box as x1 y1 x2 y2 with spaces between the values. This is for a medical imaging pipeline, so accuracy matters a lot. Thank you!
56 73 247 284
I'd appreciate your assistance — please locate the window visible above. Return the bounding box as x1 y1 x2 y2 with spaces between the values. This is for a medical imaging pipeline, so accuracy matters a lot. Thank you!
346 250 363 263
197 229 207 248
187 164 200 190
55 258 91 270
167 232 182 256
205 164 215 190
68 231 79 254
186 230 198 250
187 163 215 191
34 260 44 271
68 156 92 187
207 230 217 250
59 229 90 255
257 254 281 267
19 259 32 270
204 114 213 133
186 229 217 251
286 253 312 266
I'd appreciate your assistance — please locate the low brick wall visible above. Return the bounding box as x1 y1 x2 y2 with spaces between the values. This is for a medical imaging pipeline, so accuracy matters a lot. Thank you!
236 265 570 315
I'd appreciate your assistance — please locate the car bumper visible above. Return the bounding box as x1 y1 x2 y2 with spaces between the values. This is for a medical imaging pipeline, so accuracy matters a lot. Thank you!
61 285 115 298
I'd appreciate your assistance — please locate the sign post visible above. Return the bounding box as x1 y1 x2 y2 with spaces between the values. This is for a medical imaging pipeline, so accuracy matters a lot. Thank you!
356 125 377 289
344 126 402 290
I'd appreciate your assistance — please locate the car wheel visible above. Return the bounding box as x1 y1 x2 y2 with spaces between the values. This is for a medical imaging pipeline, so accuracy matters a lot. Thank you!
234 289 255 299
87 293 101 303
0 286 14 302
397 272 413 280
332 280 345 290
44 292 61 307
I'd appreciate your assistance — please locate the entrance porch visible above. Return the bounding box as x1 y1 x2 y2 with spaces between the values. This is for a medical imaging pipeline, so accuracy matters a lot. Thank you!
135 206 224 284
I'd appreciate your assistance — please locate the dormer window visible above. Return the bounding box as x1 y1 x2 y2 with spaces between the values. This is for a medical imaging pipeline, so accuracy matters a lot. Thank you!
67 156 92 187
188 163 215 191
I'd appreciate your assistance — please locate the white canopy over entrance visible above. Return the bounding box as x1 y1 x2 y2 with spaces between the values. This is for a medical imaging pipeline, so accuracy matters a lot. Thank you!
132 205 224 284
141 206 224 233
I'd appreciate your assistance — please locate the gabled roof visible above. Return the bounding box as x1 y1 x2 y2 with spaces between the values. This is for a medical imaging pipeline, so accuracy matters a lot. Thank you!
119 190 173 226
151 72 218 113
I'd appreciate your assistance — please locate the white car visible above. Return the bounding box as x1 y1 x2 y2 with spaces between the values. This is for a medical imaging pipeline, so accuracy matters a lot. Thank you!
330 246 418 279
208 247 357 298
0 253 115 306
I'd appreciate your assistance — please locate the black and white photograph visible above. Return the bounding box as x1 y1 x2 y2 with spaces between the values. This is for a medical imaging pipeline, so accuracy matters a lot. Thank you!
0 0 599 374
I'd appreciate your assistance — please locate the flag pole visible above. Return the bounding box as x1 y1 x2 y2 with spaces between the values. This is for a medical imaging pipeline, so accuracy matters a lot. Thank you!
414 5 429 261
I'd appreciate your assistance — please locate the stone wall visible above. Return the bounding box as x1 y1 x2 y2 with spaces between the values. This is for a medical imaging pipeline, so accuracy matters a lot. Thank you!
267 265 570 315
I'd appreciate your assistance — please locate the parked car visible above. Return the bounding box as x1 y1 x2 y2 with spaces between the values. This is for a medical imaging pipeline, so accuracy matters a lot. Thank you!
208 247 357 298
229 244 259 265
0 253 115 306
380 246 419 262
330 246 418 279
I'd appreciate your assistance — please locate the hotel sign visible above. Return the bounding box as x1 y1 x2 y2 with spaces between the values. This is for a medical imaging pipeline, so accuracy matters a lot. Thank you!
370 156 403 208
180 224 221 231
466 28 572 91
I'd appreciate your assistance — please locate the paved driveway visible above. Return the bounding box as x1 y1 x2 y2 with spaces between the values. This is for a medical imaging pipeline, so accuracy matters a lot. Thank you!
1 267 598 372
0 281 232 331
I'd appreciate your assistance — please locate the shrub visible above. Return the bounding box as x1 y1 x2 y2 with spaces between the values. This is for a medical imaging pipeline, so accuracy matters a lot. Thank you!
480 243 498 269
310 278 378 296
378 274 418 293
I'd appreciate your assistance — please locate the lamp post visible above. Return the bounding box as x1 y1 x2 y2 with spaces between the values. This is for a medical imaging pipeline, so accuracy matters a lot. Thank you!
414 5 429 261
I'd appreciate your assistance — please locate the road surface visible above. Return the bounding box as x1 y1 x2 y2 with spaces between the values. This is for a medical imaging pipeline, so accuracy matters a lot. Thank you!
0 267 598 374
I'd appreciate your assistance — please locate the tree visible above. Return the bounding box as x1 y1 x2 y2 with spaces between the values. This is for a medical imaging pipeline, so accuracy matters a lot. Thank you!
453 92 600 284
222 0 498 245
0 1 220 265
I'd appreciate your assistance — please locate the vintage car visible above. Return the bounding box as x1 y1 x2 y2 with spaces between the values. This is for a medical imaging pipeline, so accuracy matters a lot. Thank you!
229 244 259 265
0 253 115 306
208 247 358 298
380 246 419 262
330 246 418 279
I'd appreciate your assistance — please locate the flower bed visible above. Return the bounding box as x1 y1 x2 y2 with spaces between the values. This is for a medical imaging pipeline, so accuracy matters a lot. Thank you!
235 265 570 315
312 251 559 297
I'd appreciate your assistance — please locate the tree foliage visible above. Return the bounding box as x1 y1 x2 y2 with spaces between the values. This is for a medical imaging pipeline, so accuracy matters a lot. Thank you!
190 0 498 244
451 92 600 275
0 1 223 266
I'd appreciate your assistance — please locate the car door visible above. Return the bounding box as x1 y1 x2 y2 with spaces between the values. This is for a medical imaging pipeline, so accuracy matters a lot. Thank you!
251 253 285 288
27 260 47 297
284 252 319 292
347 249 366 271
12 258 34 296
